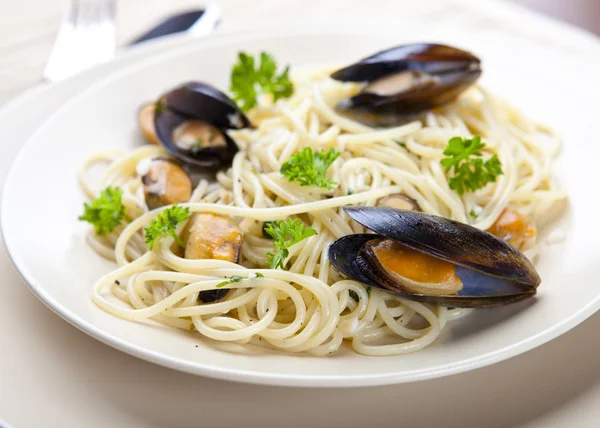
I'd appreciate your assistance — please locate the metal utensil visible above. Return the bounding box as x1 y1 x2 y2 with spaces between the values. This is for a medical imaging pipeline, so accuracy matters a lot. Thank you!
43 0 117 82
43 1 221 83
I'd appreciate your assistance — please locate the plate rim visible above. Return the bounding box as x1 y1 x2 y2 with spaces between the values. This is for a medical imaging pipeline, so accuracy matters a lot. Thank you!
2 24 600 388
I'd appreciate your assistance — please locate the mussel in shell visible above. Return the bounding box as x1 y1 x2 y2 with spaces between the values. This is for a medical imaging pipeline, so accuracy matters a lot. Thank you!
328 207 540 308
153 81 250 169
331 43 481 123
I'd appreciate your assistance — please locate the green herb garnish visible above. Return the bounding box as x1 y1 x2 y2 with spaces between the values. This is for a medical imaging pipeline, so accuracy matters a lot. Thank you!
191 140 204 154
262 221 276 239
441 136 503 195
144 204 190 250
79 187 128 235
349 290 359 302
280 147 340 189
230 51 294 112
216 275 243 288
264 219 317 270
469 209 478 218
216 272 264 288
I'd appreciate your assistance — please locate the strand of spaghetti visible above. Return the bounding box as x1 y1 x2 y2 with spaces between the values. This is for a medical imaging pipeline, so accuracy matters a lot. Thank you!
352 299 442 356
113 186 401 265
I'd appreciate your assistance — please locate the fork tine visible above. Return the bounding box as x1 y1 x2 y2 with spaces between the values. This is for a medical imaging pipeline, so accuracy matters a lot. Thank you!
67 0 79 25
43 0 117 82
104 0 117 22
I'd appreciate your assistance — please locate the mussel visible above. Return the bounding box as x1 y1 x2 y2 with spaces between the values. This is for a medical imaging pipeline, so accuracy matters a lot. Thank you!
377 193 420 211
329 207 540 307
140 158 192 210
331 43 481 123
184 212 244 302
152 81 250 169
487 208 536 251
138 103 159 144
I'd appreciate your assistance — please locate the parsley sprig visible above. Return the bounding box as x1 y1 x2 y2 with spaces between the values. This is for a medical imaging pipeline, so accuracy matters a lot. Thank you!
144 205 190 250
230 51 294 112
264 219 316 270
441 136 503 195
79 187 129 235
280 147 340 189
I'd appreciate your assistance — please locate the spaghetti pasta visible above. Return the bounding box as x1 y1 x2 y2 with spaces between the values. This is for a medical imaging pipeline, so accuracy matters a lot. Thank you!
80 67 565 356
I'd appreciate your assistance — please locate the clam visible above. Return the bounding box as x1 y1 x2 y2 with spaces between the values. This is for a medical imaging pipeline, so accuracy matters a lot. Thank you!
140 158 192 210
184 213 244 302
331 43 481 124
153 81 250 169
328 207 540 307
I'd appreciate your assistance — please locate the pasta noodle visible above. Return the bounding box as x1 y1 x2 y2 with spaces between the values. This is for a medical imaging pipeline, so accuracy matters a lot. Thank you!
80 68 565 356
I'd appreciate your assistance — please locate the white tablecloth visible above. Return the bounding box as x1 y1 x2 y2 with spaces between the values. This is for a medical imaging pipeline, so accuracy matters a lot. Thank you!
1 1 599 427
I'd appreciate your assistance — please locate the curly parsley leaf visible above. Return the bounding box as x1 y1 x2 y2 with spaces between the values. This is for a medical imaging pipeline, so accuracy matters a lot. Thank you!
280 147 340 189
144 205 190 250
262 221 276 239
79 187 128 235
264 219 317 270
230 51 294 112
441 136 503 195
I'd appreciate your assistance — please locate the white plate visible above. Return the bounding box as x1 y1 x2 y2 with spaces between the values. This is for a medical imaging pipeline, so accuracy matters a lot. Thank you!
2 25 600 387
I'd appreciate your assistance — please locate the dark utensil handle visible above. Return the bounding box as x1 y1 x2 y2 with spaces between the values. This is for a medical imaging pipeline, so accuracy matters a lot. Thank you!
129 10 206 45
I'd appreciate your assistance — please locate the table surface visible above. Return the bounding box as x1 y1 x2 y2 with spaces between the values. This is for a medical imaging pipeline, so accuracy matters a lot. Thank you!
1 1 599 427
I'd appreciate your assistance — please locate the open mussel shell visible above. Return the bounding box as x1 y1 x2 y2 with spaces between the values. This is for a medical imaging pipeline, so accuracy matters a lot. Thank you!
154 81 249 169
162 81 250 129
331 43 480 82
154 105 239 169
331 43 481 121
329 207 540 308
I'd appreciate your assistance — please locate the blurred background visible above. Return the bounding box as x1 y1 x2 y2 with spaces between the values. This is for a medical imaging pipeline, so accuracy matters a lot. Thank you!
514 0 600 34
0 0 598 104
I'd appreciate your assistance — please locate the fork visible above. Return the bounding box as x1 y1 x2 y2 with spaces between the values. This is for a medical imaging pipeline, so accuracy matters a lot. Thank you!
43 0 117 82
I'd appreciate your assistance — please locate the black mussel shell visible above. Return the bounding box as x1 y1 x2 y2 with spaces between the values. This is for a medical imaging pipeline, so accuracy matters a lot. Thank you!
331 43 480 83
152 81 250 170
329 233 535 308
328 234 380 286
199 289 230 303
328 207 540 308
154 102 239 170
344 207 539 287
331 43 481 120
162 81 250 129
338 68 480 114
